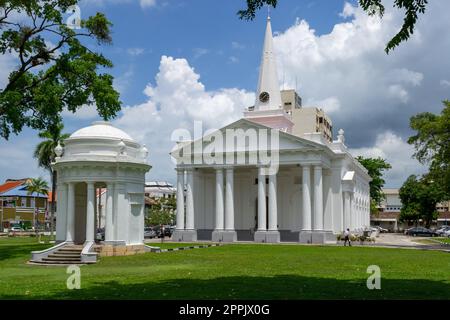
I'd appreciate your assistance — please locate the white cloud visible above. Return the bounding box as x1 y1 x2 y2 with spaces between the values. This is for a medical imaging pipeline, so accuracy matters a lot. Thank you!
305 97 341 114
62 105 101 120
229 56 239 64
127 47 145 56
440 80 450 87
114 56 254 181
140 0 156 9
232 41 246 50
192 48 210 59
350 131 427 187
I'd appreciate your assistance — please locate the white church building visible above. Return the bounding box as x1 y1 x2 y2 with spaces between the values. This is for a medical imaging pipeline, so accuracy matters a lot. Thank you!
171 16 371 244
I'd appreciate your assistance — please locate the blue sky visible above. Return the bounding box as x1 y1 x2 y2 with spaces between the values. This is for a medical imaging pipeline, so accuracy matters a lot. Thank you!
1 0 450 187
82 0 356 106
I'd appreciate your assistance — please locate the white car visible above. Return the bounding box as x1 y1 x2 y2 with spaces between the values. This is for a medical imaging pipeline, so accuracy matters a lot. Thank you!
10 226 23 232
444 229 450 238
436 226 450 236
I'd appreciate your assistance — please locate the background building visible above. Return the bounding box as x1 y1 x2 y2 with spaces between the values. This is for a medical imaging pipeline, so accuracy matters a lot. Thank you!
0 178 48 231
145 181 176 199
372 188 450 231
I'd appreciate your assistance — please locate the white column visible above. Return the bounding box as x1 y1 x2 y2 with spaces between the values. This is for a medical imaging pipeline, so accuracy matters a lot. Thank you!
55 182 67 242
258 167 267 231
344 191 350 230
105 182 114 241
66 182 75 242
215 168 224 230
176 169 185 230
313 166 323 230
86 182 95 242
302 166 312 230
225 168 234 231
268 173 278 231
185 169 194 230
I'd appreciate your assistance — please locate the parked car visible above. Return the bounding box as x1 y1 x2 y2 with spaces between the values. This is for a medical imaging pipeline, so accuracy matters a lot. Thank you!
405 227 437 237
144 227 157 239
10 226 24 232
153 225 173 238
444 229 450 238
435 226 450 236
373 226 388 233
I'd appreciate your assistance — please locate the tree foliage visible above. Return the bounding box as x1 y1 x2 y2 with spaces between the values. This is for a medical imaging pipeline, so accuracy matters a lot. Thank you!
0 0 121 139
146 197 176 226
238 0 428 53
399 175 445 227
26 177 49 196
356 156 392 209
408 101 450 198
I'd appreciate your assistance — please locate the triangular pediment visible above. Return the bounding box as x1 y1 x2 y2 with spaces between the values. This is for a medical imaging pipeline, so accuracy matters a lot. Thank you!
171 118 329 157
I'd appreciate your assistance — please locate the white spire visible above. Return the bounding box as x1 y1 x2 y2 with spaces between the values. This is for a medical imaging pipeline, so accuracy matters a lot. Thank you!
254 16 282 111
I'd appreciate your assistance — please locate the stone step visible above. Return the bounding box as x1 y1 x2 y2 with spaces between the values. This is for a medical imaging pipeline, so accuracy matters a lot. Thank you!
29 260 84 265
42 256 82 262
58 249 83 253
48 253 81 259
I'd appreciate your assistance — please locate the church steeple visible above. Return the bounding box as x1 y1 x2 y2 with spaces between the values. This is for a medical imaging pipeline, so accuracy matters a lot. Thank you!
254 16 282 111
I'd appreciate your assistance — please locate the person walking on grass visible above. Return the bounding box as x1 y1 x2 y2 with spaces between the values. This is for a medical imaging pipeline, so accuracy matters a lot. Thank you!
344 228 352 246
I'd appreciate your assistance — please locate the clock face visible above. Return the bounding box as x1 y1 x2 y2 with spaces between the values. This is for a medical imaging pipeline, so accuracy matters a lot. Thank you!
259 91 270 103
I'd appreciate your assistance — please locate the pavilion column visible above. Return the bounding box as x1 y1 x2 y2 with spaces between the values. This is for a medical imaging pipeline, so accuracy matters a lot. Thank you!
66 182 75 243
185 169 194 230
313 166 323 231
257 167 267 231
225 168 235 231
86 182 95 242
215 168 224 230
176 169 185 230
55 182 67 242
105 182 114 241
302 166 312 230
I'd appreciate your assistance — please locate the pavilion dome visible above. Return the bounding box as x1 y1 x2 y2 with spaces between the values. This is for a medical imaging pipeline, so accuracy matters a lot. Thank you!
70 121 135 142
57 121 148 164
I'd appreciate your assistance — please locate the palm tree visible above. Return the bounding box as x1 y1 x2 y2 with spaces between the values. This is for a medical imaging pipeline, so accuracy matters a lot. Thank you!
26 177 49 234
26 177 49 196
34 123 70 239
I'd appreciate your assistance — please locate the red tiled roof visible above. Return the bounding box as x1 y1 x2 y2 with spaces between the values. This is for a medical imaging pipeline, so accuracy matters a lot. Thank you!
0 180 26 194
47 191 56 203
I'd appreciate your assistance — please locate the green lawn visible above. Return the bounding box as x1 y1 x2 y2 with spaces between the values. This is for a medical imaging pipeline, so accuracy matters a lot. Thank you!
0 237 449 300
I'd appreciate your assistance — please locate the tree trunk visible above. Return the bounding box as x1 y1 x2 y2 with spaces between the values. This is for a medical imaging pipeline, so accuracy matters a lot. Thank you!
51 169 57 240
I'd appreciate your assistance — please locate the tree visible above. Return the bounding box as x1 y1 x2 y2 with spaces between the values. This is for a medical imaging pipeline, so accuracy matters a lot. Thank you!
238 0 428 53
0 0 121 139
34 123 70 239
356 156 392 212
25 177 48 237
26 177 49 196
145 197 176 226
399 175 445 227
408 101 450 198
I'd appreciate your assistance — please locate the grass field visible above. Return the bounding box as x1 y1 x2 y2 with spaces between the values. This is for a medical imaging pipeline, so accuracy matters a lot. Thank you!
0 237 449 300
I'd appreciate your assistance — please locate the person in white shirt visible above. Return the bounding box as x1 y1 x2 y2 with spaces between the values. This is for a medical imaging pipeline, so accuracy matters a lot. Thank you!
344 228 352 246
